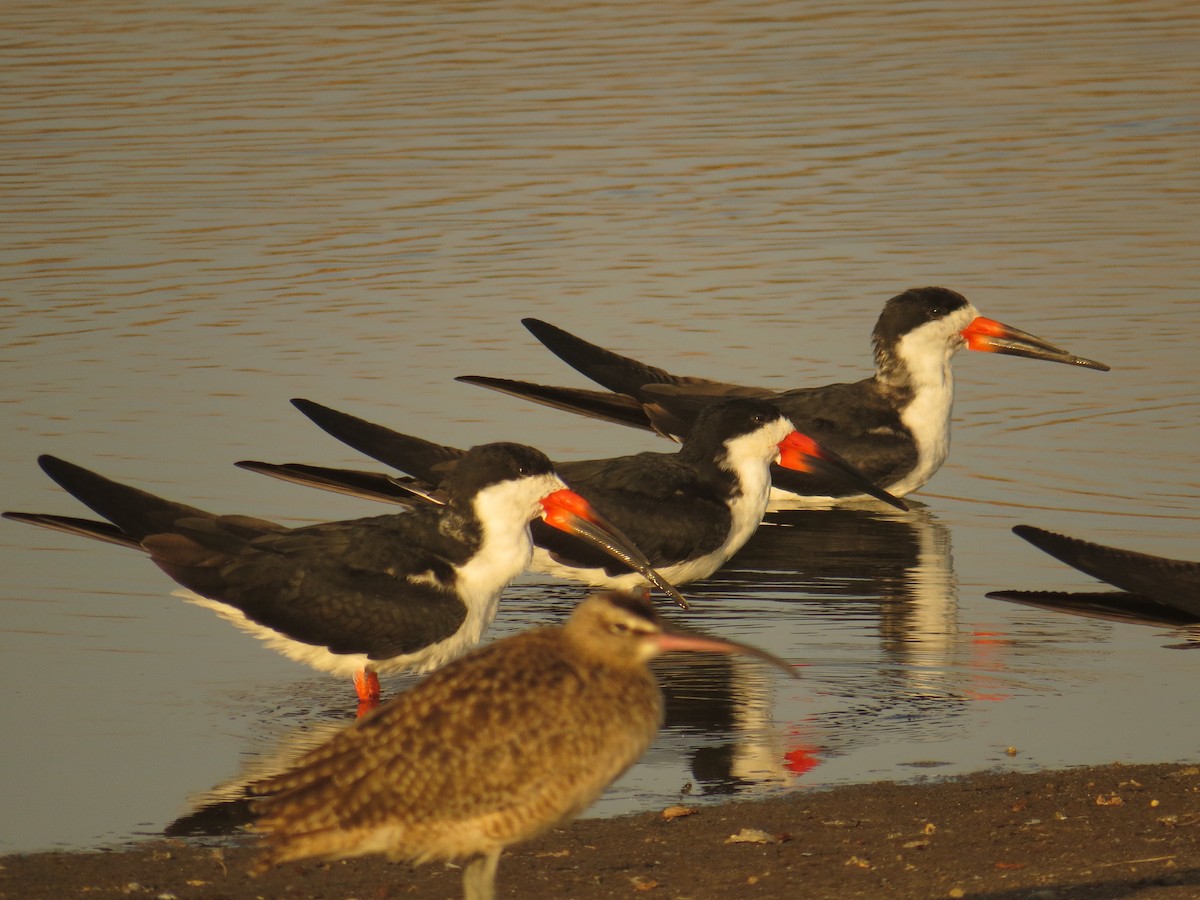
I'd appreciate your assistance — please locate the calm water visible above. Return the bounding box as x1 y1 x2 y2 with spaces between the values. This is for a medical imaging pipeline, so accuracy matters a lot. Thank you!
2 0 1198 855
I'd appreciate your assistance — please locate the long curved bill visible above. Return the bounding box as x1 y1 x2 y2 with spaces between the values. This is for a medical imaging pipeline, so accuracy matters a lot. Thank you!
654 628 798 678
775 431 909 511
540 489 691 609
961 317 1110 371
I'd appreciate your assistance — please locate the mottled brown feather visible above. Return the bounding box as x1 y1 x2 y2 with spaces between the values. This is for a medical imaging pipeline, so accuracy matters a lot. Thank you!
251 592 665 873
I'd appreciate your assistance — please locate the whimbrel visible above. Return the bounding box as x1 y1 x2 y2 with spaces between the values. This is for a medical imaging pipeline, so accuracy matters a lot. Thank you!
251 589 795 899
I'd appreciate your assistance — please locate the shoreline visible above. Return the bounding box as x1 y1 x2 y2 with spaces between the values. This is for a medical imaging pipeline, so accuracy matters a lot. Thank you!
4 762 1200 899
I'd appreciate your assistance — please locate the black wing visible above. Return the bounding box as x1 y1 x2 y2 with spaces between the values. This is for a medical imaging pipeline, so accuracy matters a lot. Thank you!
149 511 470 659
454 375 660 433
235 460 434 508
1007 525 1200 616
292 398 463 481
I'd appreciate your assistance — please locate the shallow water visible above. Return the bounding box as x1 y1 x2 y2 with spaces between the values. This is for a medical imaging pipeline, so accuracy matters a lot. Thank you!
2 0 1198 854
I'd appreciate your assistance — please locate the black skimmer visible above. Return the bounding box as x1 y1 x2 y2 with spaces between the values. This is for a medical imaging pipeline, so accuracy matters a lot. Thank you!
987 525 1200 627
3 448 685 706
236 396 905 595
251 590 795 898
456 287 1109 503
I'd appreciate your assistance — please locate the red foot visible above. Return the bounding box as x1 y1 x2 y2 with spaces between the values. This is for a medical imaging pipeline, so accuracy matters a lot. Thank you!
353 669 381 702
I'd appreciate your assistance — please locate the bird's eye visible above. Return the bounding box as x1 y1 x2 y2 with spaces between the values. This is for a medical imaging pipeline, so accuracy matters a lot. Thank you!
610 621 631 634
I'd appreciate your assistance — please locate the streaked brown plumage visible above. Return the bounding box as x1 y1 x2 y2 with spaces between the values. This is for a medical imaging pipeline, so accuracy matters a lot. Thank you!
251 590 795 899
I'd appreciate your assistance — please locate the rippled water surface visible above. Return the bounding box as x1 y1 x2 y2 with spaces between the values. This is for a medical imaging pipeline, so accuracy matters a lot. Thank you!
2 0 1197 854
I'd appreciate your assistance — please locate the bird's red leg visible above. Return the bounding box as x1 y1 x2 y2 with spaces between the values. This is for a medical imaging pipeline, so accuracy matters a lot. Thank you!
354 669 381 716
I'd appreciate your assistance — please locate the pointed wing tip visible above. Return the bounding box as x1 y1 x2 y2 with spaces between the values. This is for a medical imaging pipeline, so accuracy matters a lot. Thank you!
1012 524 1058 544
290 397 331 417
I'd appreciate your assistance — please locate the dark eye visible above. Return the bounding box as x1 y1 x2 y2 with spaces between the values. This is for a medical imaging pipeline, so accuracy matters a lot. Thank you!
610 621 632 634
751 413 768 425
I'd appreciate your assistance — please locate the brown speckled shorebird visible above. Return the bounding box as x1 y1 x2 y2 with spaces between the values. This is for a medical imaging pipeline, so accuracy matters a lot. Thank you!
251 589 796 899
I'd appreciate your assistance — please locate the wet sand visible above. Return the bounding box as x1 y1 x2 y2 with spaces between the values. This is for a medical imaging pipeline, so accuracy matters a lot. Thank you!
4 762 1199 899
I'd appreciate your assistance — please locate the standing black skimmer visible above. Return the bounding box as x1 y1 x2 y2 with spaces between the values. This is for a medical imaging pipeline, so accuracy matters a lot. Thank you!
237 396 905 595
456 287 1109 503
987 525 1200 627
3 448 685 706
251 590 795 899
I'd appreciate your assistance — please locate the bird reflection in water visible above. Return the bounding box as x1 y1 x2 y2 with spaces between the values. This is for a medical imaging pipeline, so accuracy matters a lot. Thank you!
680 503 1014 767
652 652 816 795
693 503 959 661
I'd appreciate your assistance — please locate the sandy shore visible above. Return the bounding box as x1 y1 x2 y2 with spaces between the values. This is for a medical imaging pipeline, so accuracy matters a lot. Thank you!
4 762 1200 899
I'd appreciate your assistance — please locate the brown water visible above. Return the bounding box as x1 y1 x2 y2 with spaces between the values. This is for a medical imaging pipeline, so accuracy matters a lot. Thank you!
2 0 1197 854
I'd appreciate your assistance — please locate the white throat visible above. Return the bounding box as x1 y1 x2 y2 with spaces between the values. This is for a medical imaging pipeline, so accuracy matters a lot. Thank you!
450 472 562 639
885 305 977 496
716 418 792 559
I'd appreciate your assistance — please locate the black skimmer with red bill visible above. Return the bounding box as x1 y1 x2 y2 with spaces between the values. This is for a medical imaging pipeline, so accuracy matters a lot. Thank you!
251 589 796 899
987 525 1200 628
456 287 1109 504
3 447 686 707
236 396 906 594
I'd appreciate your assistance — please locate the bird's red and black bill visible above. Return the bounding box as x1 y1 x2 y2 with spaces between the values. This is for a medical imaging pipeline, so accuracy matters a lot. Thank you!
539 489 691 609
961 317 1109 371
774 431 909 511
